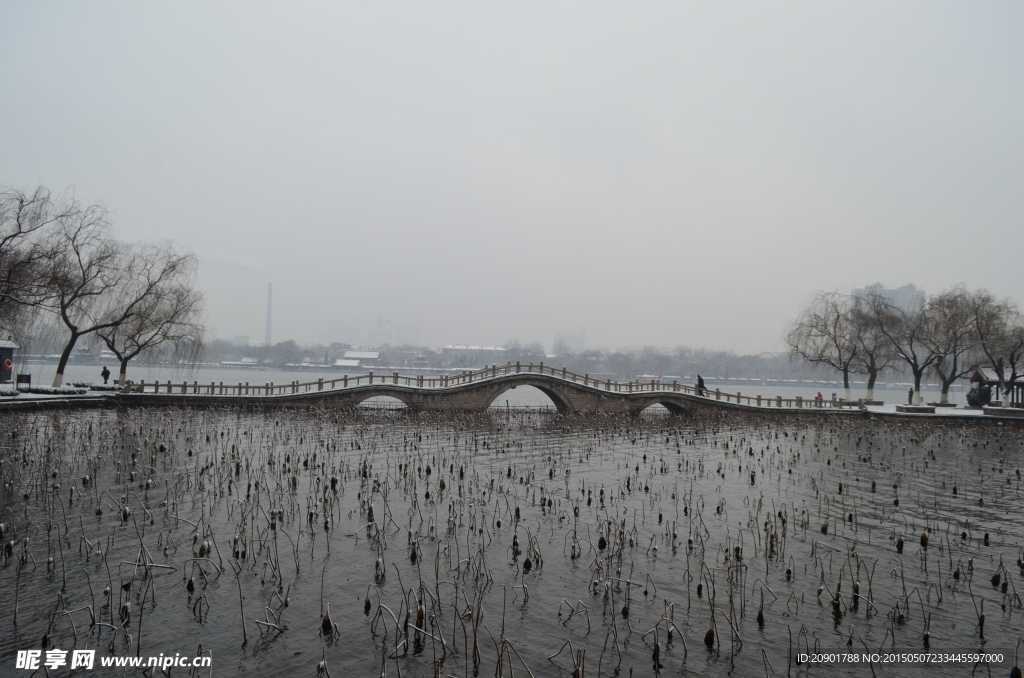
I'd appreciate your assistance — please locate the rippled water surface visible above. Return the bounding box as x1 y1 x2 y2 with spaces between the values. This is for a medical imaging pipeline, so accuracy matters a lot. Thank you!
1 407 1022 677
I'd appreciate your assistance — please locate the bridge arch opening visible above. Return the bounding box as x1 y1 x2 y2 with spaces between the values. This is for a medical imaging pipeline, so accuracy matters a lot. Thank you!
638 401 687 416
486 385 568 412
356 395 409 409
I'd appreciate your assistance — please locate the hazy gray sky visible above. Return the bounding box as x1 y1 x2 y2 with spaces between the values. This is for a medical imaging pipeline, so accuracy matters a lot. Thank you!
3 3 1022 353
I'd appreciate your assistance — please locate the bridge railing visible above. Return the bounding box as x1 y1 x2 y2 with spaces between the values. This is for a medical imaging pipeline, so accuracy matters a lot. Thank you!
119 361 860 410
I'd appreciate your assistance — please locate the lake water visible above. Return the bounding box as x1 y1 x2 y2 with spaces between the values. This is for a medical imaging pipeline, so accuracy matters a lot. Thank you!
1 406 1020 676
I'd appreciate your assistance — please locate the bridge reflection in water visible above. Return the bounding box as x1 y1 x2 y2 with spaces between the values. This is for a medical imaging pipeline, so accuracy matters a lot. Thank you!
116 362 862 415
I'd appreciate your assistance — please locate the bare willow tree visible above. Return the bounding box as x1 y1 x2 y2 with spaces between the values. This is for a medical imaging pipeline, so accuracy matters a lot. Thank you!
926 286 983 404
849 300 895 402
43 202 127 386
865 292 939 406
971 290 1024 407
0 186 73 335
96 243 204 384
46 211 205 386
785 291 859 400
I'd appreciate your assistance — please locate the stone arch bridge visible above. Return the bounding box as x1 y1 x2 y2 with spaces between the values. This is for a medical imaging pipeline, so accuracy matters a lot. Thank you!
298 372 699 414
115 363 849 415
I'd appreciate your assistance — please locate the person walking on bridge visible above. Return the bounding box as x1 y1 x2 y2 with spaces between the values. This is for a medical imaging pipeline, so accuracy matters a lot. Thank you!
696 375 706 397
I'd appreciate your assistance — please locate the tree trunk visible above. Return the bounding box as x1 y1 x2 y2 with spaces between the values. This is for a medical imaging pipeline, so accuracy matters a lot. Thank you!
52 333 81 387
866 370 877 402
842 368 851 401
913 371 923 406
119 358 130 386
939 382 951 404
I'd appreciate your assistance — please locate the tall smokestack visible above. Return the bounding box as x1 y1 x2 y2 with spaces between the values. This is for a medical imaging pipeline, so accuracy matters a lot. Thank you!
265 283 272 347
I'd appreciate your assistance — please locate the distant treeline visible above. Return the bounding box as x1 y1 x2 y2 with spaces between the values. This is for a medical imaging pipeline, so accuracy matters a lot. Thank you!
785 286 1023 406
192 338 823 383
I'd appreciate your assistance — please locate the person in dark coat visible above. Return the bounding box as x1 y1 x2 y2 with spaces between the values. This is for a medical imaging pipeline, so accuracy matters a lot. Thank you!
101 366 111 384
696 375 706 397
907 387 914 405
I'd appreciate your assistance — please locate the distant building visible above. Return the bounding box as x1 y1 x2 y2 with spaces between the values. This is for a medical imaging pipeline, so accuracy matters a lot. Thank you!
343 350 379 367
366 316 394 348
221 357 260 368
344 350 379 360
852 283 925 312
